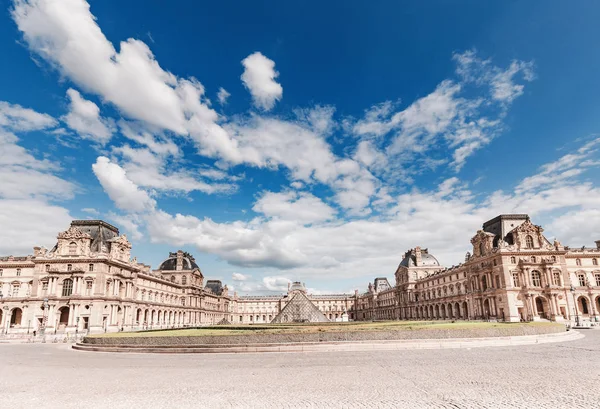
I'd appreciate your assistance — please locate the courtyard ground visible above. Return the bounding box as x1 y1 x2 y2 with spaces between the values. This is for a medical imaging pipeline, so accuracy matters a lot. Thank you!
1 329 598 408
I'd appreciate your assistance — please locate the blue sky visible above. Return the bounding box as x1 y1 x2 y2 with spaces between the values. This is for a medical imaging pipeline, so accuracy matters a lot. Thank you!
1 0 600 294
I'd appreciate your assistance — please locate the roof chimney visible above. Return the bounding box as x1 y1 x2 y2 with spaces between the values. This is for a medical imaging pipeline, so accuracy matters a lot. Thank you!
176 250 183 271
595 240 600 250
415 246 422 265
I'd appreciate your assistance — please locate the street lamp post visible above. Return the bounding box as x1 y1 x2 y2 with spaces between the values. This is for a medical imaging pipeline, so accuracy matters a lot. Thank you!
40 298 49 336
3 305 9 335
570 285 580 327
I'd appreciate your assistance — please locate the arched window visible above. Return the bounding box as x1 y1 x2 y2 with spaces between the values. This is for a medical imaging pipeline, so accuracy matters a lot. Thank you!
580 298 589 314
62 279 73 296
531 271 541 287
182 276 187 285
525 235 534 249
69 242 77 254
531 256 536 263
67 264 72 272
576 259 582 266
171 275 175 283
578 274 586 287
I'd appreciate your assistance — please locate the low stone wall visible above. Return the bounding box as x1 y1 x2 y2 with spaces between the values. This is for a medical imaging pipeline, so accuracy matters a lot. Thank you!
83 323 565 346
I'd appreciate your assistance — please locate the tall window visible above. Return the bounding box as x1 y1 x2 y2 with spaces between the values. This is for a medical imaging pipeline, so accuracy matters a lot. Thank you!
86 281 93 296
531 256 536 263
553 272 561 286
16 268 21 276
182 276 187 285
171 275 175 283
510 256 516 264
89 264 94 272
482 275 488 290
67 264 72 272
512 273 520 287
479 243 485 256
45 264 50 272
531 271 541 287
576 259 582 266
62 279 73 296
525 235 534 248
593 258 598 266
595 273 600 287
12 284 20 297
69 242 77 254
578 274 586 287
42 281 48 293
551 256 557 262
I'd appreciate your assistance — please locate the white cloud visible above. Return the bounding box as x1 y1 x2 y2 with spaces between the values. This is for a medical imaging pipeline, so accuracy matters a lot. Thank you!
241 52 283 111
81 207 99 215
91 156 156 212
0 101 56 131
232 272 248 281
0 130 75 200
252 191 336 224
352 51 535 175
262 276 291 292
217 87 230 105
0 199 72 255
63 88 114 144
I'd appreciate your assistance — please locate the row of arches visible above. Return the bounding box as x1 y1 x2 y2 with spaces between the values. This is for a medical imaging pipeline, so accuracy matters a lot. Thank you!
415 301 470 320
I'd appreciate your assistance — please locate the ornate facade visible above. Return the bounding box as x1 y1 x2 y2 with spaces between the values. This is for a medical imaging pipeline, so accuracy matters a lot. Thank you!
353 214 600 324
0 220 356 335
1 214 598 335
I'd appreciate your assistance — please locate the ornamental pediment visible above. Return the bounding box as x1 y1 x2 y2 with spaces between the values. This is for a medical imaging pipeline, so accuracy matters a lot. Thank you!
57 226 92 240
511 219 542 234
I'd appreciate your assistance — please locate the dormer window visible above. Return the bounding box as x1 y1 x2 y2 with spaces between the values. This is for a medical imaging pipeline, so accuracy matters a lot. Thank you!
525 235 534 249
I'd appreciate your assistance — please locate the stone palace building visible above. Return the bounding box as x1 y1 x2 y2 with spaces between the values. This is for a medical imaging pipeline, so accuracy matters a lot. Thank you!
0 214 598 335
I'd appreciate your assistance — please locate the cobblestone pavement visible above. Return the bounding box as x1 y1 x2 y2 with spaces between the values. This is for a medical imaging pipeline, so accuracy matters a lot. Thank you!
1 331 599 409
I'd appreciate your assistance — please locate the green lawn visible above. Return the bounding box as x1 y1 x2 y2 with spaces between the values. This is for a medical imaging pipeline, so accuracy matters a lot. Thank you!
89 320 561 338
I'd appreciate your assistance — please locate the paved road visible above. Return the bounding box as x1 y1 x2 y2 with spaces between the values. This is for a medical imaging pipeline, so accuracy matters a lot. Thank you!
1 331 599 409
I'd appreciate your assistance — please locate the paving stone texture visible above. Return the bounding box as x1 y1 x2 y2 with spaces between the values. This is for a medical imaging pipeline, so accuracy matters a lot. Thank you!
1 330 599 408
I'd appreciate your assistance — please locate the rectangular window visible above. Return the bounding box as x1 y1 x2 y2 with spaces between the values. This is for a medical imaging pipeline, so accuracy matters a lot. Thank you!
0 269 2 276
595 274 600 287
12 285 19 297
16 268 21 276
495 275 500 288
42 282 48 293
89 264 94 272
86 281 93 296
512 273 519 287
553 272 561 286
578 274 586 287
